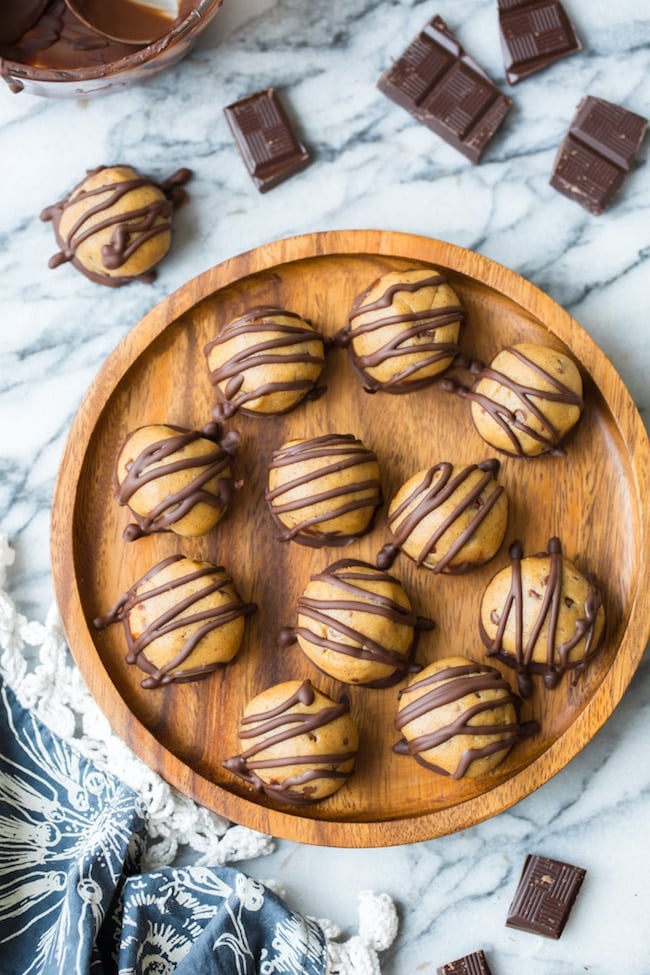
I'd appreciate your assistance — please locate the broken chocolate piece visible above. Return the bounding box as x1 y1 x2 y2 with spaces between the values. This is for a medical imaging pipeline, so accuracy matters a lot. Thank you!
497 0 582 85
506 854 586 939
224 87 311 193
437 950 493 975
377 15 512 164
550 95 648 215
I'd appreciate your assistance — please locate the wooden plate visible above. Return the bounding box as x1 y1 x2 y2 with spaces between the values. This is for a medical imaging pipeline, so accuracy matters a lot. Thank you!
50 230 650 847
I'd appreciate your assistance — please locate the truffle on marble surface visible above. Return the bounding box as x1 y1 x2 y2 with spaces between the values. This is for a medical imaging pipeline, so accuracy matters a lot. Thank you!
40 164 191 286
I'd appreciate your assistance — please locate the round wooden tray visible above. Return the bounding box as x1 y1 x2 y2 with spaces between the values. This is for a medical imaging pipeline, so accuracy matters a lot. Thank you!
50 230 650 847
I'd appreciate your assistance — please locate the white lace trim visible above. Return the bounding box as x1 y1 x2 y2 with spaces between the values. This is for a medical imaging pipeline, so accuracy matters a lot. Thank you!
0 532 272 870
0 533 399 971
322 891 400 974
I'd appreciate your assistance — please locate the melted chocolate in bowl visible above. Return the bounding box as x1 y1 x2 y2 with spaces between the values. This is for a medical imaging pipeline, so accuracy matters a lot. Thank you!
68 0 177 46
0 0 223 96
0 0 50 47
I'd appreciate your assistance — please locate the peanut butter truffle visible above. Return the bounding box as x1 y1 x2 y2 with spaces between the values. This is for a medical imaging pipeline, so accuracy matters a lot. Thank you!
223 679 359 805
479 537 606 696
337 267 464 393
377 460 508 574
281 559 432 687
466 343 584 457
114 422 239 541
204 305 327 420
266 433 383 548
40 164 191 287
93 554 256 689
394 656 534 778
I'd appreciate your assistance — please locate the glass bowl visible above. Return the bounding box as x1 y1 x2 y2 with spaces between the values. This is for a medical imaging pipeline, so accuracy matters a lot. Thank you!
0 0 223 98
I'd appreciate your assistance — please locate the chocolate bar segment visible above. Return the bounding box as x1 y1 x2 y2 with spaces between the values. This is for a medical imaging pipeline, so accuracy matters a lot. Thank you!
550 96 648 215
377 16 512 164
506 854 586 938
497 0 582 85
224 87 311 193
437 949 493 975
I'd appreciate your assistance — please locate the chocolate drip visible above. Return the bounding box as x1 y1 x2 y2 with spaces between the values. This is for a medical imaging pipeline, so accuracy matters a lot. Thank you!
93 554 256 689
457 346 584 456
40 165 192 287
265 433 383 547
480 537 604 696
394 661 536 778
375 543 401 571
293 559 433 688
335 271 465 393
204 306 327 419
380 460 504 573
223 680 356 806
115 424 238 541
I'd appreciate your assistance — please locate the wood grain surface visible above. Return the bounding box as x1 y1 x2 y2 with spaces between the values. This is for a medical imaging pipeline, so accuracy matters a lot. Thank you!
50 230 650 847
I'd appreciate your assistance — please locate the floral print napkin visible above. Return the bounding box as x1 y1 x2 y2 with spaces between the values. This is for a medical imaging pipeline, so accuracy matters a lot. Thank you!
0 678 327 975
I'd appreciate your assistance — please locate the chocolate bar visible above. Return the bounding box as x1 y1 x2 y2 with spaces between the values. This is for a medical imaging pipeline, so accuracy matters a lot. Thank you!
377 15 511 164
506 854 586 938
550 95 648 215
437 949 493 975
224 87 311 193
497 0 582 85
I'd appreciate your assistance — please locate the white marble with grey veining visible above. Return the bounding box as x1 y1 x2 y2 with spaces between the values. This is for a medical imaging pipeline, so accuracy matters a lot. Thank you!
1 1 649 972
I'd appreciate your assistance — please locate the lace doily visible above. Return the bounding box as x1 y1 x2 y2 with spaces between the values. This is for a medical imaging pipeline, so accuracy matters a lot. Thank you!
0 532 399 974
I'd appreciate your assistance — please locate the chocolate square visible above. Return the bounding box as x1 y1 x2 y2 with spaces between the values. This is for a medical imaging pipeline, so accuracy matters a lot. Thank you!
506 854 586 938
497 0 582 84
377 16 511 164
224 87 311 193
437 949 493 975
568 96 648 171
550 96 648 214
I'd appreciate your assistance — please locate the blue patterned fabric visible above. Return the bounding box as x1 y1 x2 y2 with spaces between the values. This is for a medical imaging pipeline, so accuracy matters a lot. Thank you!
0 679 327 975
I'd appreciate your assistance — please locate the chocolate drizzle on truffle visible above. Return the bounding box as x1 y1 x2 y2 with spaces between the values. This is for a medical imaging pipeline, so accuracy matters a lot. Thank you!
223 679 357 806
40 165 192 287
449 346 584 456
204 306 327 420
283 559 433 688
394 661 537 778
115 423 239 541
377 459 505 573
93 554 257 689
265 433 383 547
336 271 465 393
480 537 605 696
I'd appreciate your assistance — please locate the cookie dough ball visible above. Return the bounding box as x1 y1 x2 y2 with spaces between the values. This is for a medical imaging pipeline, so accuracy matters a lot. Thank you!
204 305 327 420
223 679 359 805
378 460 508 574
266 433 383 547
339 267 464 393
114 422 239 541
284 559 432 687
468 343 583 457
480 537 606 696
40 164 191 286
93 555 256 689
394 656 530 778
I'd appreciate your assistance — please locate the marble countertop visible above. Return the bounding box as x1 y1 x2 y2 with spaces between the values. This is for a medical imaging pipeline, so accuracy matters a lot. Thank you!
1 1 649 972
